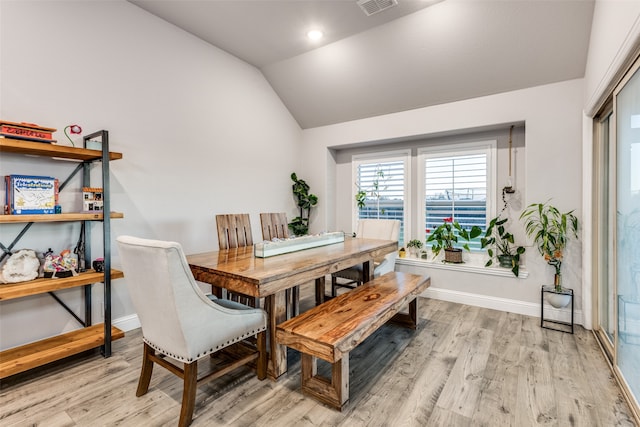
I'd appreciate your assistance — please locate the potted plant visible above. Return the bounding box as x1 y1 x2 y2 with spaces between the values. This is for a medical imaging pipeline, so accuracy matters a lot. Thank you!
520 201 579 307
406 239 423 257
481 216 525 277
288 172 318 236
427 217 482 263
398 247 406 258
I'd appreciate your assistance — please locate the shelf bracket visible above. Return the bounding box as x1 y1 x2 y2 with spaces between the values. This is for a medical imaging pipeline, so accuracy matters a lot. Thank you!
47 291 88 327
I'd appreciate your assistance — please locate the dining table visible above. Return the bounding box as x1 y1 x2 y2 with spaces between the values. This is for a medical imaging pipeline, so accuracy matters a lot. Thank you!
186 236 398 380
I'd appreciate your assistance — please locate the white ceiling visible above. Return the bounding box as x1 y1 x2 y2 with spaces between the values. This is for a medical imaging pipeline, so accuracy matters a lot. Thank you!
128 0 595 129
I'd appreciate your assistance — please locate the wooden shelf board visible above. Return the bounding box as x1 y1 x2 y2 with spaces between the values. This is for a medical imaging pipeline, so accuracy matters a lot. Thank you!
0 137 122 161
0 324 125 378
0 269 124 301
0 212 124 223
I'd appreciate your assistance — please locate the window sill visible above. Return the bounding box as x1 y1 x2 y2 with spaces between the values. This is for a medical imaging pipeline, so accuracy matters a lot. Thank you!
396 256 529 279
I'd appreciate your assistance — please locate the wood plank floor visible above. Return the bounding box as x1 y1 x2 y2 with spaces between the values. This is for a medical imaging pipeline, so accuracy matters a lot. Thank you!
1 282 637 426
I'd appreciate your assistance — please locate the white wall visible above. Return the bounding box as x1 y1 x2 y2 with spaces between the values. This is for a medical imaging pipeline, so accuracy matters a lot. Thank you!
581 1 640 329
0 1 301 350
301 79 585 319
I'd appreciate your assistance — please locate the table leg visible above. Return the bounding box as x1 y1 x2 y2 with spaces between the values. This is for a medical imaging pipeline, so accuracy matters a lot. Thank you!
315 276 326 305
265 291 288 379
362 260 373 283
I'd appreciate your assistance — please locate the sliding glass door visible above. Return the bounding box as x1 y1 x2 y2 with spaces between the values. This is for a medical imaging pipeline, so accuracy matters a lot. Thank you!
595 108 615 351
615 58 640 402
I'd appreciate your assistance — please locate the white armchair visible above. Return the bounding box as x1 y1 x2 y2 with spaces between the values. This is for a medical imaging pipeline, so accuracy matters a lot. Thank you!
116 236 267 427
331 219 400 296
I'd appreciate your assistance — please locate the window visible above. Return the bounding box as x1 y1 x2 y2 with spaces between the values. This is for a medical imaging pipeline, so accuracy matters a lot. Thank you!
352 151 410 245
419 141 496 250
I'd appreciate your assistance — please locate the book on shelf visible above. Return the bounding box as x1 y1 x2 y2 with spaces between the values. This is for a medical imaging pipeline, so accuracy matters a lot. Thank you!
5 174 59 215
0 120 56 142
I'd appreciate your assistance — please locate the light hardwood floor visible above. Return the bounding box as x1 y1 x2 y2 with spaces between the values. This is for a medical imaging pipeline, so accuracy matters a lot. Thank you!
1 282 637 426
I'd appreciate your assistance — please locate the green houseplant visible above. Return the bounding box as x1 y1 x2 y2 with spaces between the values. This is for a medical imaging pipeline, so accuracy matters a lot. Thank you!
406 239 423 257
481 216 526 277
520 201 579 293
427 217 482 263
288 172 318 236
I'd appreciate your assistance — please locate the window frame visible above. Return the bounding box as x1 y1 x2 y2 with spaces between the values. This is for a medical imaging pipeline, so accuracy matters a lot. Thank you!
352 150 411 245
417 140 497 249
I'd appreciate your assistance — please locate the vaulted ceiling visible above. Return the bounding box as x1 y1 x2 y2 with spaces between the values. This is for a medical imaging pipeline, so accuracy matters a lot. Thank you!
128 0 595 129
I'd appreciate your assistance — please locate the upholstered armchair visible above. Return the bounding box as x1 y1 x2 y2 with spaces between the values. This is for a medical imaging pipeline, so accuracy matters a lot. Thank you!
116 236 267 427
331 219 400 296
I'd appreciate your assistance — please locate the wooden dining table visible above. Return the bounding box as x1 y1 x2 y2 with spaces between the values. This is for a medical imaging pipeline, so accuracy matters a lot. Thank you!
186 236 398 380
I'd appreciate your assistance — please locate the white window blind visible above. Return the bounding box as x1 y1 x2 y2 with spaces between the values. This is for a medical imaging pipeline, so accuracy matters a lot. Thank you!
419 141 495 250
353 152 409 245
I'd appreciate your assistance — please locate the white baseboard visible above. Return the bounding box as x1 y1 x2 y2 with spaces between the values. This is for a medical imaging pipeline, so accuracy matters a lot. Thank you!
112 288 583 333
113 314 140 332
422 287 583 326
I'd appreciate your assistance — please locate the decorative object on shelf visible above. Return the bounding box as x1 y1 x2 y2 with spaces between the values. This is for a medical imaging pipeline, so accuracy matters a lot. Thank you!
63 124 82 147
420 250 428 259
43 248 78 278
5 174 59 215
406 239 423 257
426 217 481 263
288 172 318 236
0 249 40 283
355 164 391 219
481 215 525 277
82 187 103 212
0 120 57 143
398 247 406 258
92 257 104 272
521 200 579 308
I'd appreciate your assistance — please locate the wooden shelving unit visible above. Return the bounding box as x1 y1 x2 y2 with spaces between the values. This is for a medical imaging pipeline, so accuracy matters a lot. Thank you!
0 269 124 301
0 131 124 379
0 324 125 378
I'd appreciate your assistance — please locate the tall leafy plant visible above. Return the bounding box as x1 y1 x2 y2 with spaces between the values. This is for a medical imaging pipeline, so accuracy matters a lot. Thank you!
520 201 579 291
288 172 318 236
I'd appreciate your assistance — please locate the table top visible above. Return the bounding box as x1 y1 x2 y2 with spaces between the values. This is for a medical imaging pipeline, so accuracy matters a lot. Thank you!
187 237 398 297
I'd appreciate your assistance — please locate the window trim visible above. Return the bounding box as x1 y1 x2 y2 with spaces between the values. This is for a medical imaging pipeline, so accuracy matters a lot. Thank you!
417 140 497 246
352 149 411 241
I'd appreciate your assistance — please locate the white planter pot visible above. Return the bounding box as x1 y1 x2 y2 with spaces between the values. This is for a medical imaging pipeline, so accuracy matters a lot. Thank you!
545 292 572 309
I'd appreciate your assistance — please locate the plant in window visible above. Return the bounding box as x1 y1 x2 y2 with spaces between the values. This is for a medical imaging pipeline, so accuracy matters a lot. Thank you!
355 165 390 219
427 217 482 263
288 172 318 236
520 201 579 293
481 215 525 277
406 239 423 257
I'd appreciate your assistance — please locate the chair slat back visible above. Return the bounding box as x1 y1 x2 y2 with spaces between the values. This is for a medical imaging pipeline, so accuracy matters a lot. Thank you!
216 214 254 249
260 212 289 241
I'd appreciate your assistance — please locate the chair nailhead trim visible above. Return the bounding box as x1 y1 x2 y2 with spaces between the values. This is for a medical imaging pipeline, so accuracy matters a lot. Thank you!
143 325 266 362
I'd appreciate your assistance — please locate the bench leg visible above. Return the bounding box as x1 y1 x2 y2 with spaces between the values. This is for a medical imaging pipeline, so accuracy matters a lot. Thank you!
301 354 349 410
389 297 418 329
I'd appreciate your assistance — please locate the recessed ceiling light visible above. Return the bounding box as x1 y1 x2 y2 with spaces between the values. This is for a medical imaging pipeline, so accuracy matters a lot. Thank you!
307 30 323 41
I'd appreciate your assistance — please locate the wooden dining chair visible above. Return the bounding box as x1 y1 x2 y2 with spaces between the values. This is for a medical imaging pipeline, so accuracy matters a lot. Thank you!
215 213 259 307
116 236 267 427
259 212 299 316
331 219 400 297
259 212 289 241
216 213 253 250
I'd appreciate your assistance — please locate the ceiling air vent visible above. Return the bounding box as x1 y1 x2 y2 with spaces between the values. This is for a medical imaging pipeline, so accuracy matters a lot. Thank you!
357 0 398 16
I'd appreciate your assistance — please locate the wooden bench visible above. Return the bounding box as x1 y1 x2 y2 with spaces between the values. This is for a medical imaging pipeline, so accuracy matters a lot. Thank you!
275 271 431 410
